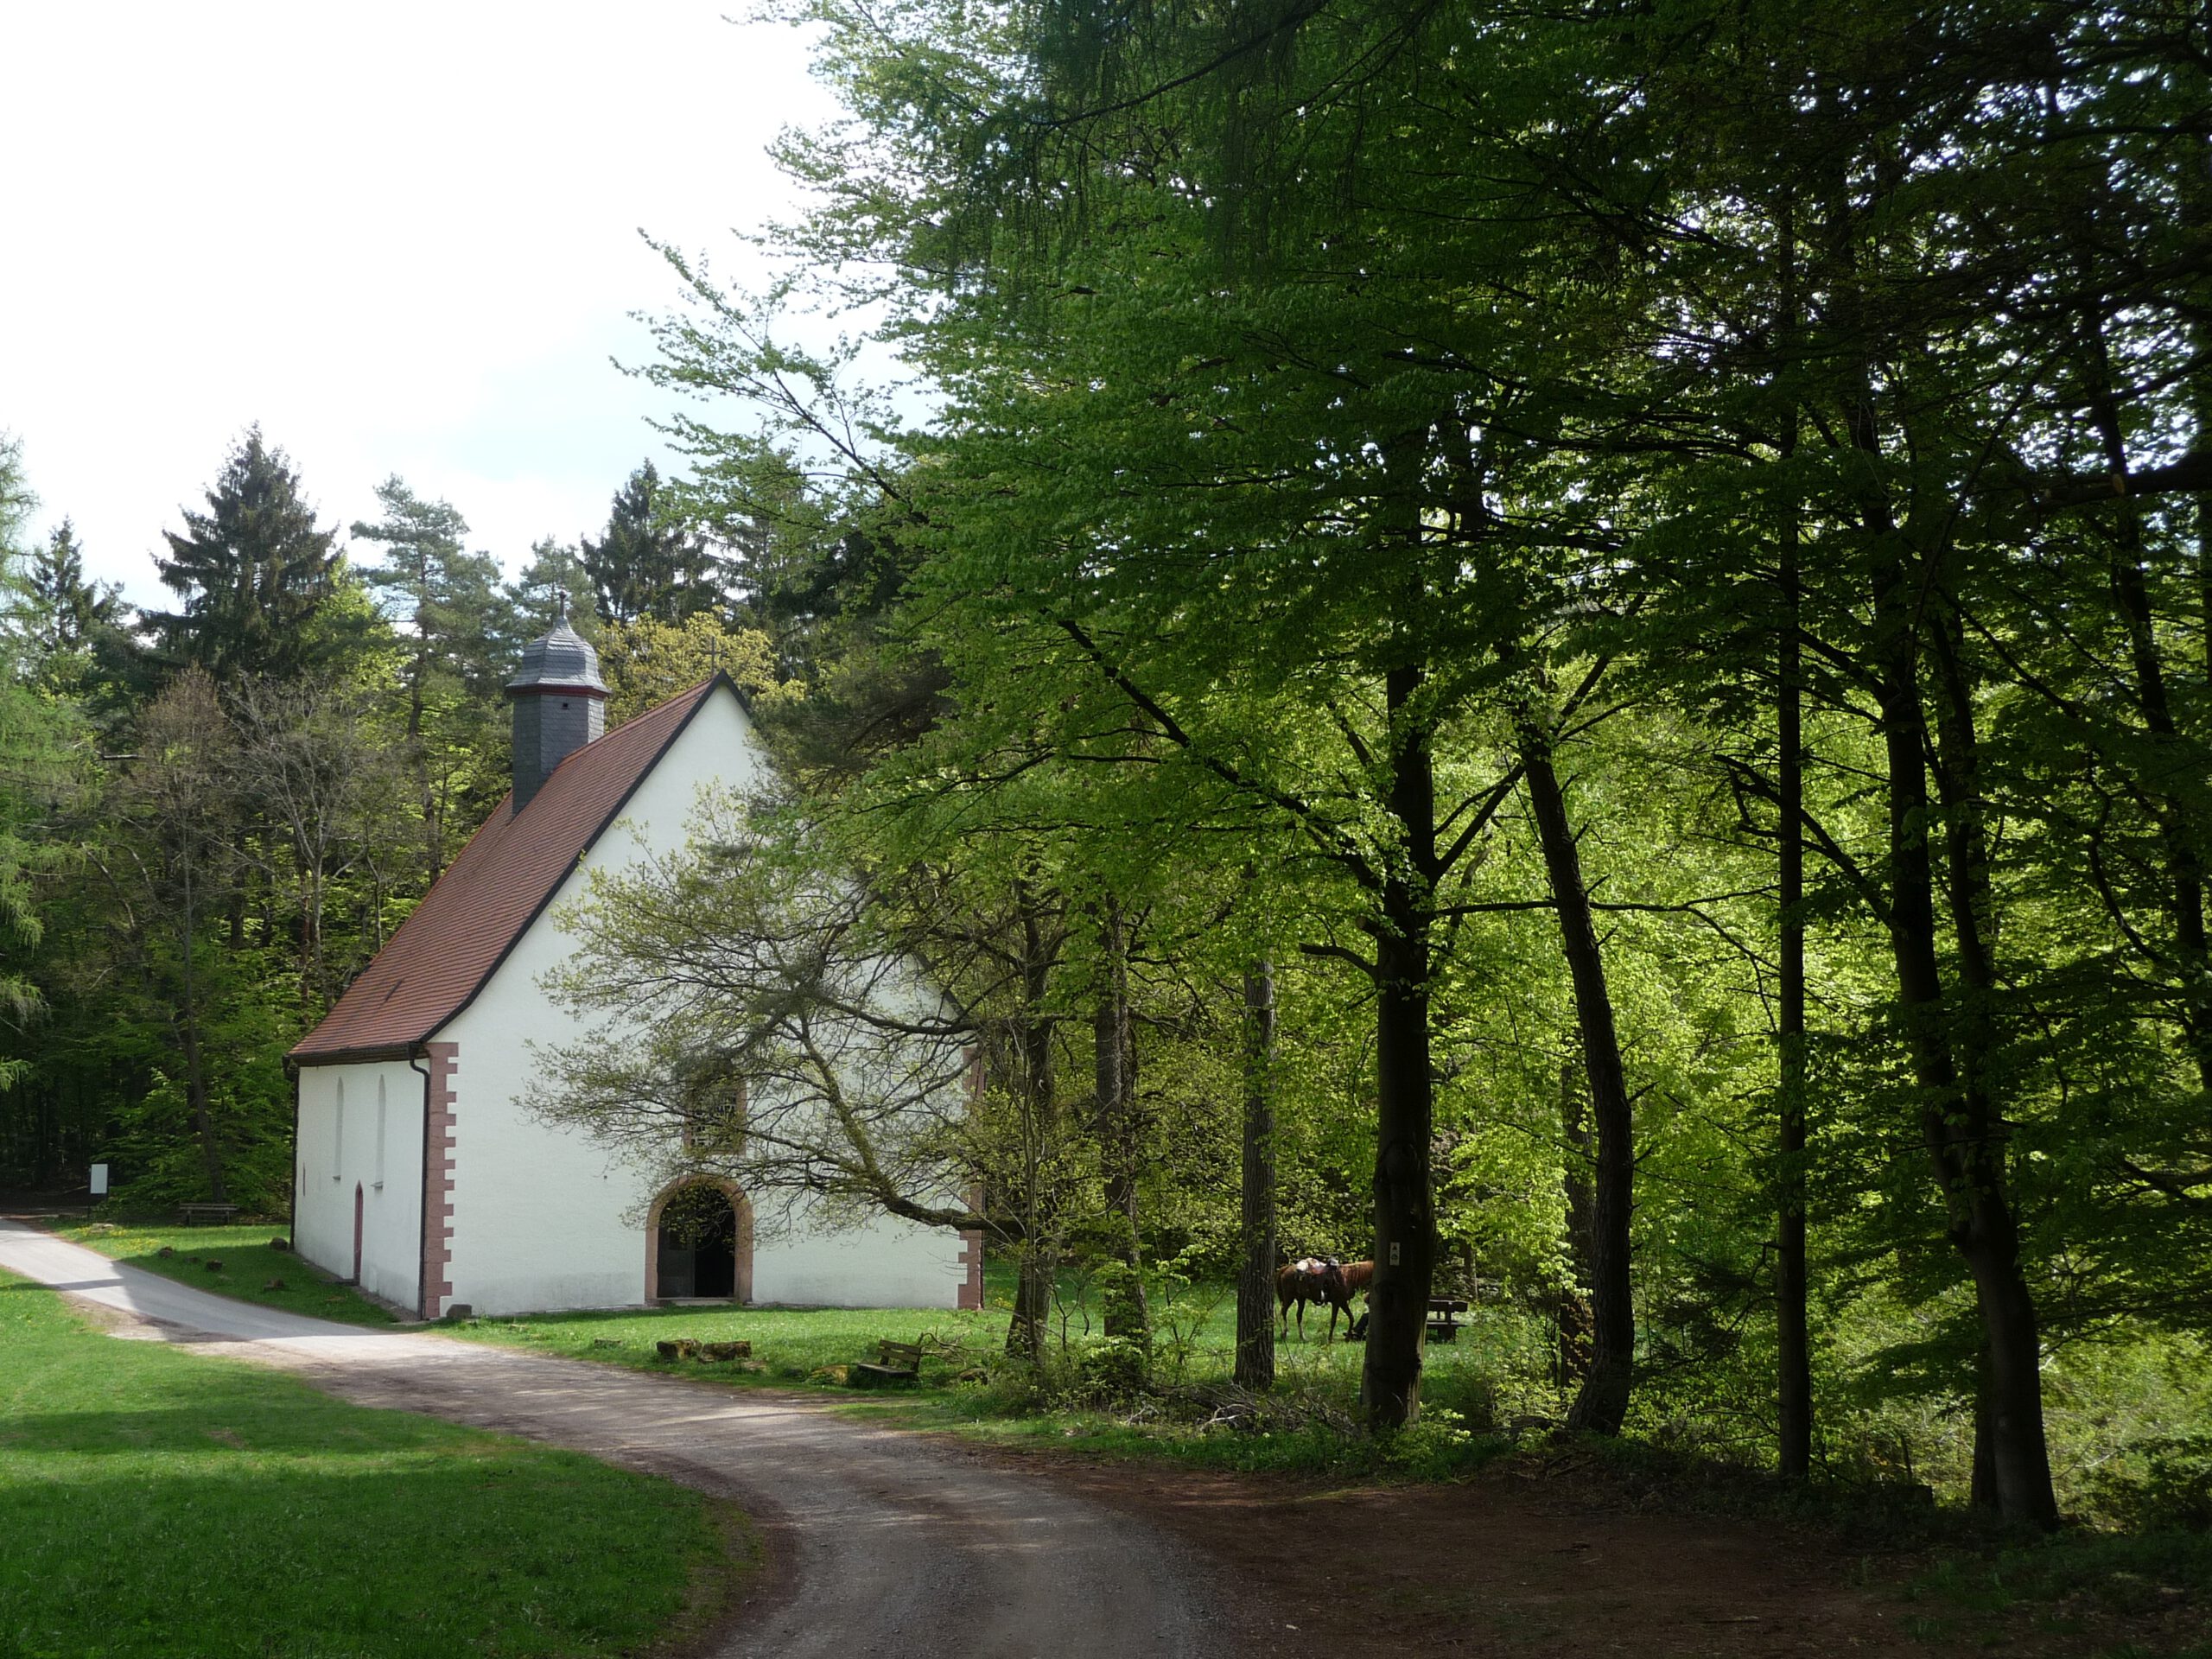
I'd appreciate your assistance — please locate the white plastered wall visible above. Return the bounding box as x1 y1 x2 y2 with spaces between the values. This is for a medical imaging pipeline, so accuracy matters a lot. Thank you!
753 1192 963 1307
293 1058 424 1309
436 683 963 1316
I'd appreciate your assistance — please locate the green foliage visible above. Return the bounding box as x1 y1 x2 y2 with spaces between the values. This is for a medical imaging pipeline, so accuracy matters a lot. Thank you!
582 460 722 625
351 474 514 702
609 0 2212 1525
144 428 353 683
0 438 90 1094
508 536 600 643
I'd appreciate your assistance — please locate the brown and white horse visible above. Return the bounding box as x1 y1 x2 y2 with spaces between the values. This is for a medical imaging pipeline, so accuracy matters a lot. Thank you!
1275 1256 1375 1339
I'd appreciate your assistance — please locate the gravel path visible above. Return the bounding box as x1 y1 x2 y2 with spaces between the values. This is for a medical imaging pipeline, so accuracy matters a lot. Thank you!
0 1220 1226 1659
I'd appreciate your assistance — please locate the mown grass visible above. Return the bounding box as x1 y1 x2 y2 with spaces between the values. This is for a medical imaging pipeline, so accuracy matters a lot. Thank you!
40 1218 396 1326
0 1269 749 1659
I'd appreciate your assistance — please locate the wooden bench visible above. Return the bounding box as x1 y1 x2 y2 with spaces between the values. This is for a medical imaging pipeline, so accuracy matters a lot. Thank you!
178 1203 239 1226
850 1339 925 1387
1426 1297 1470 1342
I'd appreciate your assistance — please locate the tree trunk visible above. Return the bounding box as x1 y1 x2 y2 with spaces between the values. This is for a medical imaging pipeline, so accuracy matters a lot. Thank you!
1556 1058 1597 1392
1009 1247 1053 1362
1235 959 1278 1392
1005 878 1059 1362
1872 554 2059 1530
1095 898 1148 1350
1808 124 2057 1524
1522 730 1636 1436
1777 485 1814 1480
409 638 444 884
179 859 226 1203
1359 664 1438 1431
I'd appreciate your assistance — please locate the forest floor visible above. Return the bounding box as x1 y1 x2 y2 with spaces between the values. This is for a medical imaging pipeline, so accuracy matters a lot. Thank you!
1010 1443 2211 1659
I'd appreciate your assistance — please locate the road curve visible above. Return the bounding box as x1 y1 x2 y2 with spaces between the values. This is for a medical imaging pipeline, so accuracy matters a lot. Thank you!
0 1221 1227 1659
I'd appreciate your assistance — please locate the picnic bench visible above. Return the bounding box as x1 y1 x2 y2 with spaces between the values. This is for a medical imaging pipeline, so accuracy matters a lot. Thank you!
178 1202 239 1226
850 1339 925 1387
1426 1296 1470 1343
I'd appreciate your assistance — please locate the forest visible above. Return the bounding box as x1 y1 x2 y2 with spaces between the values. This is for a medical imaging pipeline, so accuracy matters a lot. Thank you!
4 0 2210 1540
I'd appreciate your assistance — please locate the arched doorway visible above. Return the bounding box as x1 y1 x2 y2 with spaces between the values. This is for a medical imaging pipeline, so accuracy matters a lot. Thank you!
646 1179 753 1303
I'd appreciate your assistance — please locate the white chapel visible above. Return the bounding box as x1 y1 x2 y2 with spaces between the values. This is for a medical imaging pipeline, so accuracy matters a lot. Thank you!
287 620 980 1319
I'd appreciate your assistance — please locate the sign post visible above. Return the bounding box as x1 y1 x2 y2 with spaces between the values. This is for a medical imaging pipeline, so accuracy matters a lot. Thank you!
87 1162 108 1219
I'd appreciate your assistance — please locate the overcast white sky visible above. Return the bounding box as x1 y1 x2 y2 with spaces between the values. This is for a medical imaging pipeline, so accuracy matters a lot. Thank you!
1 3 840 604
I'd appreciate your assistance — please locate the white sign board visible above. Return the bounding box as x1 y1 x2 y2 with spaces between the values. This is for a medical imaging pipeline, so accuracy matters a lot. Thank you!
88 1163 108 1198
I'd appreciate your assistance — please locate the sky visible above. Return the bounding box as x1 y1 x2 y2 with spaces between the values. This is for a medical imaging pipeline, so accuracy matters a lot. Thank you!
1 3 840 605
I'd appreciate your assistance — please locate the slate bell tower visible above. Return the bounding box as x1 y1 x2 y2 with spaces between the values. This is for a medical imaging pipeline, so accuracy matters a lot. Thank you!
506 616 609 810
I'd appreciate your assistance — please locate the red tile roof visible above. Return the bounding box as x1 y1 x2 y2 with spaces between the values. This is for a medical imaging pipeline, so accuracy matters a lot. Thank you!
290 677 724 1065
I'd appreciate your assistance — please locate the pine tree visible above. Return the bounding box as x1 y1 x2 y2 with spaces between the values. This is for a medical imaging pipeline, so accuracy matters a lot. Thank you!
349 477 511 702
20 519 142 716
146 429 342 683
581 461 722 625
25 521 124 658
350 477 512 883
505 536 601 644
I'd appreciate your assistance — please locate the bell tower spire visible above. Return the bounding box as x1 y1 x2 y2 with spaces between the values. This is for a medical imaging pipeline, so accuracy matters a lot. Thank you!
505 619 608 810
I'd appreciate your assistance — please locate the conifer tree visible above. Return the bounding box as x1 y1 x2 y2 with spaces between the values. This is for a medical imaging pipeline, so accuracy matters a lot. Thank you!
24 522 121 657
350 477 511 882
146 429 342 683
506 537 600 644
582 461 722 625
350 476 511 702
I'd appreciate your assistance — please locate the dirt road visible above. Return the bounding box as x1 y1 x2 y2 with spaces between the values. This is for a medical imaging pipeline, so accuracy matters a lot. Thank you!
0 1221 1226 1659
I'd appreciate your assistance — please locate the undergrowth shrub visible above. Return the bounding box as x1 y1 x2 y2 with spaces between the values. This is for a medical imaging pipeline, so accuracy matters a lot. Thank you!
2084 1434 2212 1534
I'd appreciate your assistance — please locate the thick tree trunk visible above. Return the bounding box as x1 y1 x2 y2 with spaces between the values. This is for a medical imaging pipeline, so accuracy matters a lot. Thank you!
1005 881 1061 1362
1360 664 1438 1431
1872 560 2059 1530
1522 731 1636 1435
1095 899 1148 1349
1809 129 2057 1523
1777 497 1814 1480
1235 960 1278 1392
1556 1058 1597 1392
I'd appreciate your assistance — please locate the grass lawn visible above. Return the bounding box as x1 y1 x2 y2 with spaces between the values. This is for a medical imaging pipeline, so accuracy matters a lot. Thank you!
38 1218 396 1326
0 1270 749 1659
